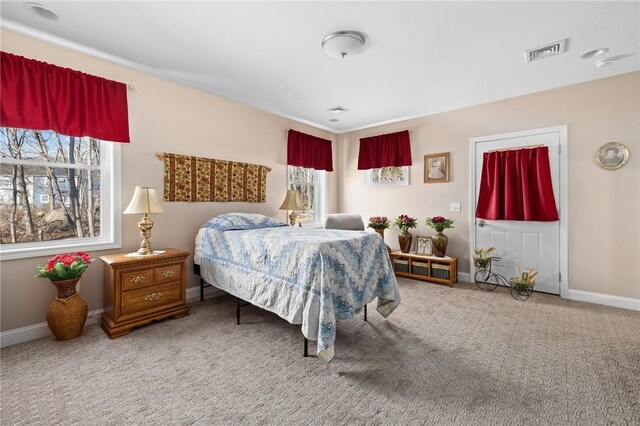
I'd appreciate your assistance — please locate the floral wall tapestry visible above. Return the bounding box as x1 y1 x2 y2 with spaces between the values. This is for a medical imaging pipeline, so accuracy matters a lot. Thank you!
163 153 271 202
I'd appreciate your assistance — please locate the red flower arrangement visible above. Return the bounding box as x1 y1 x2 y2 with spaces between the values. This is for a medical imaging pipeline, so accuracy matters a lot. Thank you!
35 252 92 281
426 216 455 232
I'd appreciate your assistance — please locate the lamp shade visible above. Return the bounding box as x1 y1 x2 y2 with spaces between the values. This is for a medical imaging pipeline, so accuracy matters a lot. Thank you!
279 190 303 211
123 186 164 214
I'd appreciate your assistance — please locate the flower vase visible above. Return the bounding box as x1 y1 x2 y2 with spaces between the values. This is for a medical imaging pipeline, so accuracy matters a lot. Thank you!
398 230 413 253
432 230 448 257
47 277 88 341
375 228 385 239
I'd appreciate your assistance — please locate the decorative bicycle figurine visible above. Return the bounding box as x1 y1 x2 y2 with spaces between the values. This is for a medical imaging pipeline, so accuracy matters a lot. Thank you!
473 251 536 301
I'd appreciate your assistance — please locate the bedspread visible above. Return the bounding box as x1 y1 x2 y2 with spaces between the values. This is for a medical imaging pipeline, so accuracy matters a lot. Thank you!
194 218 400 363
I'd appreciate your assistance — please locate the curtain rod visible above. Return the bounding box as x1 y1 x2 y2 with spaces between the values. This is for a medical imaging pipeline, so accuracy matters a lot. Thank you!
286 129 413 134
156 153 165 160
487 144 544 153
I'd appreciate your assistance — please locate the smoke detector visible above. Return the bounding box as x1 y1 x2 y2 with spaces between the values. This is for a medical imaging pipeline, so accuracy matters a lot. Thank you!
524 39 568 63
325 106 350 114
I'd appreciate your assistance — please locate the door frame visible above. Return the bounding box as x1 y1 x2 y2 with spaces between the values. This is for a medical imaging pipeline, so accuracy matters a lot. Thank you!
469 125 568 297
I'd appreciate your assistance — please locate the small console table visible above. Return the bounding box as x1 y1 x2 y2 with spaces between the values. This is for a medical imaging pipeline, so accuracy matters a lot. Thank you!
390 251 458 287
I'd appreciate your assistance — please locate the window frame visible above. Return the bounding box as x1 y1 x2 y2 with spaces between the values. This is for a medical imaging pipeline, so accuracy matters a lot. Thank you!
365 166 410 186
286 165 326 226
0 139 121 260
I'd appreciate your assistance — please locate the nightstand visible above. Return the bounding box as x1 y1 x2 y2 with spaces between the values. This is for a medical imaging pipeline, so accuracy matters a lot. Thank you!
100 248 190 338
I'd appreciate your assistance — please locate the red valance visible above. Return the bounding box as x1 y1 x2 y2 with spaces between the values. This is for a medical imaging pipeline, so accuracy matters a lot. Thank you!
287 130 333 172
358 130 412 170
476 147 558 221
0 51 130 143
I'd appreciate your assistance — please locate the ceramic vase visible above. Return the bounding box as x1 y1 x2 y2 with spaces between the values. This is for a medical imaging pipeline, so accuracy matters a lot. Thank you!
398 230 413 253
432 230 448 257
47 277 88 341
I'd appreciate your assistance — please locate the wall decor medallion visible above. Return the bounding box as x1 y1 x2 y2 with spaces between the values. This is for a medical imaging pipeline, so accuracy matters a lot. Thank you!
597 142 629 170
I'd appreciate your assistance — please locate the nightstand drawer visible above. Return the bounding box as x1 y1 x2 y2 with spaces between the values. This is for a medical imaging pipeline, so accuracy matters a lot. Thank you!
121 281 182 317
155 264 182 284
121 270 154 291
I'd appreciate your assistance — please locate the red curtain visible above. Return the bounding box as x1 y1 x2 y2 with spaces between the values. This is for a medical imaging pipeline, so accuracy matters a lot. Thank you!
0 51 130 143
287 130 333 171
476 147 558 221
358 130 411 169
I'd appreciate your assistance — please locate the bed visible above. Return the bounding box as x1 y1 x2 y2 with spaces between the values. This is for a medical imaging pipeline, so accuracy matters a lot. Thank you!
193 213 401 362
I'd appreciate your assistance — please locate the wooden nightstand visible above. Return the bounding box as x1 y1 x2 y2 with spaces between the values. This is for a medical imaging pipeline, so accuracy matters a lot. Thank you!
100 248 190 338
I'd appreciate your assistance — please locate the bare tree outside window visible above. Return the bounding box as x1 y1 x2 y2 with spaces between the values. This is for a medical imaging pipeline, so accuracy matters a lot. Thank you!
287 166 325 224
0 128 101 244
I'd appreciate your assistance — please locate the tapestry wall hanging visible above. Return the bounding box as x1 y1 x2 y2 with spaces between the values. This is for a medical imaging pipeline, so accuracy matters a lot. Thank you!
162 153 271 202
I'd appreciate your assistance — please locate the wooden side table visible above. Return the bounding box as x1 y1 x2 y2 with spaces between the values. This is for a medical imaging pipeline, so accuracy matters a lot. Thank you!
100 248 190 338
390 251 458 287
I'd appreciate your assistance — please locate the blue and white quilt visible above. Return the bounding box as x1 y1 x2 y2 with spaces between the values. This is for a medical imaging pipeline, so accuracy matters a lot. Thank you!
194 213 401 363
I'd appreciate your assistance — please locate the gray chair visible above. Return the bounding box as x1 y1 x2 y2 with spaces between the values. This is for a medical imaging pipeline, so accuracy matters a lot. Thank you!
323 214 365 231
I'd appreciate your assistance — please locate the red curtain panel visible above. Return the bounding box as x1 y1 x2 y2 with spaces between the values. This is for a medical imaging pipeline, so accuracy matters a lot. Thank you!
0 51 130 143
287 130 333 171
357 130 412 170
476 147 559 221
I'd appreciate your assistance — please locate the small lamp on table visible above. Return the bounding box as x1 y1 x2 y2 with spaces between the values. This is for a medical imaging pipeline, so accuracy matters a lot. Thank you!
279 189 304 226
123 186 164 255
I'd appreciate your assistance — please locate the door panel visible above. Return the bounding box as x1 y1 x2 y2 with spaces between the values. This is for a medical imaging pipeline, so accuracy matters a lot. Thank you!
474 131 561 294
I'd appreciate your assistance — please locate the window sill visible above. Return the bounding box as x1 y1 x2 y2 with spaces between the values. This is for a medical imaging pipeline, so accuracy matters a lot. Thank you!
0 238 121 261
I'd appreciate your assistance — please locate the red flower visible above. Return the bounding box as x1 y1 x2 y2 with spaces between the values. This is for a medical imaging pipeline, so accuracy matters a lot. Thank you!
432 216 445 223
62 255 76 266
46 260 55 271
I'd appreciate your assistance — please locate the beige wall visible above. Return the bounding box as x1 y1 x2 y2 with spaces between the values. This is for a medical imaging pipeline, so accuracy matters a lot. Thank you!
338 71 640 300
0 29 337 331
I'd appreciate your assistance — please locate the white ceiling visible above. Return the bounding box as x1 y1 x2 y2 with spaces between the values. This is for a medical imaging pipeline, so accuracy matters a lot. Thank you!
1 1 639 134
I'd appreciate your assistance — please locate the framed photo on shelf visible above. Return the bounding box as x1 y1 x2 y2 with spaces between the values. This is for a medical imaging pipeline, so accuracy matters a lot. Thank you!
597 142 629 170
415 236 433 256
424 152 450 183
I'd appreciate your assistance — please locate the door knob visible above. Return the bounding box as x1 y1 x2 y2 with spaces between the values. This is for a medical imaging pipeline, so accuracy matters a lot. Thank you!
478 220 486 227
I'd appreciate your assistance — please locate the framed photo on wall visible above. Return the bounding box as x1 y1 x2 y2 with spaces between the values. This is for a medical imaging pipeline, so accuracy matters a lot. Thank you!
415 236 433 256
424 152 450 183
597 142 629 170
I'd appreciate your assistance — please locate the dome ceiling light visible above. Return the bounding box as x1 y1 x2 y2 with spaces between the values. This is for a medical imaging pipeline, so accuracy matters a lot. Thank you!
24 2 59 20
321 30 366 59
594 58 615 68
581 48 609 59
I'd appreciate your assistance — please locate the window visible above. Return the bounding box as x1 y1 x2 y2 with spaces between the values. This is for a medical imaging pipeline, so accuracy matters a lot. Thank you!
0 128 121 260
366 166 410 186
287 166 325 225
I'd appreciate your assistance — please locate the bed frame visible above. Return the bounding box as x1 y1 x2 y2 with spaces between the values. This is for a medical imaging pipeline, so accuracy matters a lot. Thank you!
193 262 367 357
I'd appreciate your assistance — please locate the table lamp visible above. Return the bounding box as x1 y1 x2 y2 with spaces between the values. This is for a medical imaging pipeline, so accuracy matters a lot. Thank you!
123 186 164 255
279 189 303 226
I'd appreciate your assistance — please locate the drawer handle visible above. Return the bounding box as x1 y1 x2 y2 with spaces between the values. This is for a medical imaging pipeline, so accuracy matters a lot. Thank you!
145 292 163 302
162 270 175 278
130 276 146 284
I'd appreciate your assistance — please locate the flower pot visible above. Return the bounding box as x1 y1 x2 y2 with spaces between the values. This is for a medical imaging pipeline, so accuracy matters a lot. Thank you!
398 231 413 253
432 230 448 257
374 228 385 239
47 277 88 340
509 279 535 301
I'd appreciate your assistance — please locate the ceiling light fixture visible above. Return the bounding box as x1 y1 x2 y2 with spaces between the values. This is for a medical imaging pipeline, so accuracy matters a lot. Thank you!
594 58 615 68
24 2 59 20
322 30 366 59
329 119 339 122
581 48 609 59
325 106 350 114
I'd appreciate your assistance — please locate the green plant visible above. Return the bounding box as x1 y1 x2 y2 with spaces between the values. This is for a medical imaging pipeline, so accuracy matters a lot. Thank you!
473 247 495 269
367 216 390 230
510 266 538 286
426 216 454 232
35 252 92 281
393 214 417 233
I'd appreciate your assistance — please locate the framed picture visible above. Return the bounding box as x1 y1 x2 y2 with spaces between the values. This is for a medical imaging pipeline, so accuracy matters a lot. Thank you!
415 236 433 256
424 152 450 183
597 142 629 170
366 166 410 186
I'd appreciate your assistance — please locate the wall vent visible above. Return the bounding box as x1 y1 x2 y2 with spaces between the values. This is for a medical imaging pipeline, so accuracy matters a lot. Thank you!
325 106 350 114
525 39 568 63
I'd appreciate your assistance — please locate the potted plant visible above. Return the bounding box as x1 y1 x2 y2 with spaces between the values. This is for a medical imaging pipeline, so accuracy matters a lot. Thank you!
393 214 417 253
425 216 454 257
473 247 495 270
36 252 92 340
367 216 390 239
509 266 538 301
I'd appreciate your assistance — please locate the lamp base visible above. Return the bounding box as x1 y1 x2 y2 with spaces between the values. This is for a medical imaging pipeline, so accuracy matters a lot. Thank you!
137 214 154 255
288 211 298 226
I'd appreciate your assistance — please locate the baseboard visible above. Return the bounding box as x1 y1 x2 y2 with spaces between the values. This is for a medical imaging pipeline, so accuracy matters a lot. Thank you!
186 285 223 303
567 289 640 311
0 308 104 349
458 272 471 283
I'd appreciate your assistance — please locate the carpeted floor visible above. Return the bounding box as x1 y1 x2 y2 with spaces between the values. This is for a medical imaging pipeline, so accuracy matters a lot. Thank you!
1 278 639 425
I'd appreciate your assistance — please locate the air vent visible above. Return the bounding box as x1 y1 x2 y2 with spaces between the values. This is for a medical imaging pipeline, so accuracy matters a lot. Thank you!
325 106 350 114
525 39 568 63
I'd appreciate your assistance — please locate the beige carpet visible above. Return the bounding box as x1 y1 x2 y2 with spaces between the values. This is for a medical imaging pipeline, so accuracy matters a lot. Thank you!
1 278 639 425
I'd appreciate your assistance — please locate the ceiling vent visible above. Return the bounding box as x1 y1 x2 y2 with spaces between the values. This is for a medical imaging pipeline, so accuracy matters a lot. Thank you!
325 106 350 114
525 39 568 63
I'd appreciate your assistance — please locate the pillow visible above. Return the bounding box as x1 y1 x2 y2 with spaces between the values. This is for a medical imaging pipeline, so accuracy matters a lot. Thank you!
203 213 288 231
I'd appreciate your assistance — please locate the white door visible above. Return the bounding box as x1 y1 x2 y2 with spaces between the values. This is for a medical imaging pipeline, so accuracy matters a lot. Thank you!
472 128 563 294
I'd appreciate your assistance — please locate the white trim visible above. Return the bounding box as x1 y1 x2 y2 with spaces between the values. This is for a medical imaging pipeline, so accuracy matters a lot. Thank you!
0 308 104 348
458 272 471 283
468 126 569 297
567 290 640 311
186 285 223 303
